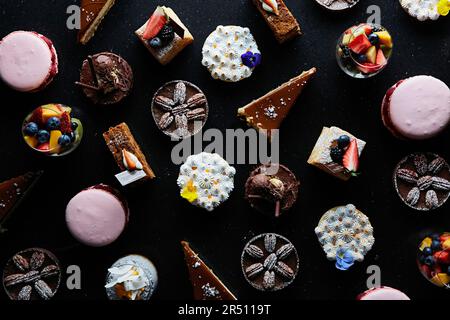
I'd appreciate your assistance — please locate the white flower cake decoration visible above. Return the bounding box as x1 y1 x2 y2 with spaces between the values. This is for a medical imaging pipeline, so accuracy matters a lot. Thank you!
177 152 236 211
201 25 261 82
315 204 375 270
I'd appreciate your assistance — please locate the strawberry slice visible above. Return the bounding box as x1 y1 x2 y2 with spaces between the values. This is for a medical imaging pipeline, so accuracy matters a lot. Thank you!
143 7 168 40
263 0 279 15
342 139 360 176
29 107 44 125
59 112 72 134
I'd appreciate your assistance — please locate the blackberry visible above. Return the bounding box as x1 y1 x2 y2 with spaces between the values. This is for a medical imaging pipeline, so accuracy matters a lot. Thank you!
372 26 383 32
158 25 175 44
330 147 344 163
340 45 351 59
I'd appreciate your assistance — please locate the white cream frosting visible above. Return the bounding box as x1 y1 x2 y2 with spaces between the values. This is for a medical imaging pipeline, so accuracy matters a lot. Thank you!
201 25 260 82
105 264 150 300
400 0 440 21
177 152 236 211
315 204 375 262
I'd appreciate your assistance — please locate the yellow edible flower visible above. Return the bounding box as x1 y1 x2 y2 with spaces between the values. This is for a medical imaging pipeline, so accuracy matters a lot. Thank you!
437 0 450 16
181 180 198 203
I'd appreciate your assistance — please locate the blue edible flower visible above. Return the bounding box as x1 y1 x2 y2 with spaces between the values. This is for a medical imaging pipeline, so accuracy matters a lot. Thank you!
241 51 262 68
335 248 355 271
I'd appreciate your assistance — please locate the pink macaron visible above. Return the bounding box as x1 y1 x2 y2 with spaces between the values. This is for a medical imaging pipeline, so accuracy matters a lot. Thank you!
381 75 450 140
66 184 129 247
0 31 58 92
357 286 410 300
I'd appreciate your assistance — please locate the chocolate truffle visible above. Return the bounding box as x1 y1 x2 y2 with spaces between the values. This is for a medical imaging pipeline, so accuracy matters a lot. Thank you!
76 52 133 105
394 153 450 211
241 233 299 291
245 164 299 217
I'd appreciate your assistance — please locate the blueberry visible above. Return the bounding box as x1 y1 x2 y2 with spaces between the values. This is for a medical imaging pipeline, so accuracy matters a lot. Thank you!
37 130 50 143
424 256 435 266
419 254 426 264
431 239 442 250
23 122 39 136
58 134 72 147
338 135 351 149
69 131 76 142
368 33 379 45
431 233 441 241
447 266 450 275
356 54 367 63
149 37 162 48
330 147 344 163
423 247 433 256
71 121 79 131
46 117 60 130
340 45 351 59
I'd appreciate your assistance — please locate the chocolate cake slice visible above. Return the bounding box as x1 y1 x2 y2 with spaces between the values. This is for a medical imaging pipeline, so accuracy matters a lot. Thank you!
252 0 302 43
238 67 316 138
103 123 155 185
0 171 43 232
78 0 116 45
181 241 237 300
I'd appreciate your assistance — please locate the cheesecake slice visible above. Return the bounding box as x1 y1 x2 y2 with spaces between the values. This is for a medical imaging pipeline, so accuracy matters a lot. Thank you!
78 0 116 45
135 6 194 65
181 241 237 300
238 67 316 138
252 0 302 43
0 171 43 232
103 123 156 186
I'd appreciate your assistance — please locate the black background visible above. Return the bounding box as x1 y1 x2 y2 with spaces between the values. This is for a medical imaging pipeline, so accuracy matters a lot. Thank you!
0 0 449 301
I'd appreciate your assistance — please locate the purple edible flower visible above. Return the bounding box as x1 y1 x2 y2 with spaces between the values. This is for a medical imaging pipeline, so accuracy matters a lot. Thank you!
241 51 262 68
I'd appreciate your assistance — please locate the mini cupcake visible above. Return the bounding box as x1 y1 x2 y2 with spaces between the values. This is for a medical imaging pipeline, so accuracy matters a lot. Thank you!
0 31 58 92
393 153 450 211
315 204 375 270
245 164 299 217
177 153 236 211
76 52 133 105
66 184 129 247
202 25 261 82
105 255 158 300
417 232 450 289
2 248 61 300
357 286 410 300
241 233 299 291
381 75 450 140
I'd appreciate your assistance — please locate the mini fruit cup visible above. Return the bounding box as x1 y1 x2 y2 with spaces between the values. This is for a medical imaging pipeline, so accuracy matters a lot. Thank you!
417 232 450 289
22 104 83 156
336 23 393 79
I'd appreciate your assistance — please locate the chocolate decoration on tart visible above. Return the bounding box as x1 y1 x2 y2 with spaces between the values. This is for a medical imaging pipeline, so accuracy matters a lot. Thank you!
241 233 299 292
245 164 299 217
151 80 208 139
394 153 450 211
2 248 61 300
77 52 133 105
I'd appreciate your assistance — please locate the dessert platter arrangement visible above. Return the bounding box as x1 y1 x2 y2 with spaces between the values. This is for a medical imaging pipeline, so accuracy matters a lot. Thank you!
0 0 449 301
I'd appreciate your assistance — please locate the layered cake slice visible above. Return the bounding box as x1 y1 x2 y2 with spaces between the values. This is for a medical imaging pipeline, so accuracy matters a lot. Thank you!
238 67 316 138
0 171 43 232
103 123 156 186
252 0 302 43
78 0 116 45
181 241 237 300
135 6 194 65
307 126 366 181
